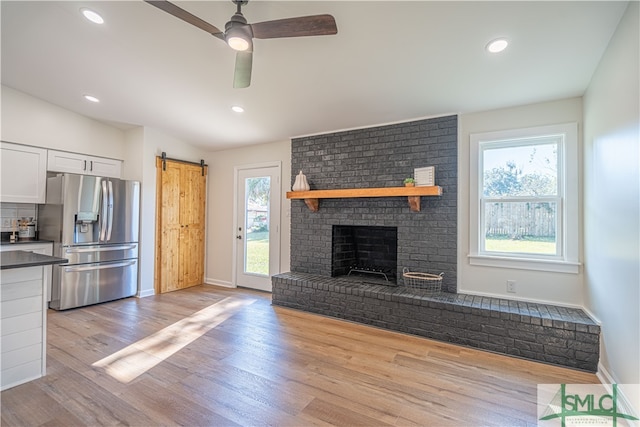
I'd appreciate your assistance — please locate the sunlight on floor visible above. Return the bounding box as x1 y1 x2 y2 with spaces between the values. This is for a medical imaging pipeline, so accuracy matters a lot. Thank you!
92 296 256 383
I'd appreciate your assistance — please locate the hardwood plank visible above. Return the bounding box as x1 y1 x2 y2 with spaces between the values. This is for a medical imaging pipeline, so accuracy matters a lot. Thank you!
0 381 84 427
171 371 309 426
302 397 395 426
0 285 599 426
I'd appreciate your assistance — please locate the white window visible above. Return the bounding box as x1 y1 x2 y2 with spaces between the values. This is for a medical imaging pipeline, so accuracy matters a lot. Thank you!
469 123 580 273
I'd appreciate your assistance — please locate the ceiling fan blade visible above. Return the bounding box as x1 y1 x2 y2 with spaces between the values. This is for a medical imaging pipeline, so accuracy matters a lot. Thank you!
233 51 253 89
251 14 337 39
144 0 224 40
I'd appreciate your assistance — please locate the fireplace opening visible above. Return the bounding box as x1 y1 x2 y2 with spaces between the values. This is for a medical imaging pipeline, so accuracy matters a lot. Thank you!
332 225 398 284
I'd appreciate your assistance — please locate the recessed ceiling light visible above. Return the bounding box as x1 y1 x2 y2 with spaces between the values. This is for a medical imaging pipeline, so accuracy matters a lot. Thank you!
81 8 104 24
232 106 244 113
486 38 508 53
84 94 100 103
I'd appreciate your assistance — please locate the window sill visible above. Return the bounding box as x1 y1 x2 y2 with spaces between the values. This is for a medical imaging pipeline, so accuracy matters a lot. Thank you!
468 254 581 274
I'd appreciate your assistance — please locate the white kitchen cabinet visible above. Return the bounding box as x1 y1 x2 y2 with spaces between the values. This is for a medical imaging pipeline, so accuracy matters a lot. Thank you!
0 265 47 391
47 150 122 178
1 242 54 302
0 142 48 203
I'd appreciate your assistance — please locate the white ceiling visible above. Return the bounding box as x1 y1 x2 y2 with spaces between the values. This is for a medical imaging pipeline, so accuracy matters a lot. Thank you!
1 1 628 151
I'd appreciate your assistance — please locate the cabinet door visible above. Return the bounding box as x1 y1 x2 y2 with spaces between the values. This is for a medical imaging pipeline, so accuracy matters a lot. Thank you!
86 155 122 178
47 150 122 178
0 142 47 203
47 150 89 175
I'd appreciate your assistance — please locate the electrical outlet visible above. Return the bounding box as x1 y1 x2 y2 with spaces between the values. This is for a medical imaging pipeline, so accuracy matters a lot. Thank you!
507 280 516 293
2 219 11 228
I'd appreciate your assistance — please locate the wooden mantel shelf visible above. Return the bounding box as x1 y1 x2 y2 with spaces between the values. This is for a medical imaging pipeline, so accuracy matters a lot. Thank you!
286 186 442 212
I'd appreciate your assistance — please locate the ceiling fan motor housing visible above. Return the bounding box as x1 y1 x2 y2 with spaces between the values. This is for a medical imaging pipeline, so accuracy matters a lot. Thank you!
225 11 253 50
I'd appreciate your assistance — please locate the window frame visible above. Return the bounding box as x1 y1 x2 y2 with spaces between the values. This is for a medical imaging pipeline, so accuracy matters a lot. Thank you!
469 123 580 274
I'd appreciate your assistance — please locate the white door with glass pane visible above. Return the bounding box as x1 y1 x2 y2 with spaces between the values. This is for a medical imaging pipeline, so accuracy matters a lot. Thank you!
234 164 281 292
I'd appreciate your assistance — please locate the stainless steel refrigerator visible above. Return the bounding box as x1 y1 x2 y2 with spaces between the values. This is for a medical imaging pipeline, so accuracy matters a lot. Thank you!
38 173 140 310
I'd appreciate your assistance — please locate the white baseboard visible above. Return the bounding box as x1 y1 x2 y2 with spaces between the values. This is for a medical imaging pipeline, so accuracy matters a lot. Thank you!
204 278 235 288
579 306 602 325
597 361 618 385
596 363 639 420
137 288 155 298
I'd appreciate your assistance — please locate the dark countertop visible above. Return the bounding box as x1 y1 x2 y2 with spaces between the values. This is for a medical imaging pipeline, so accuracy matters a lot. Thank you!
0 239 54 246
0 251 67 270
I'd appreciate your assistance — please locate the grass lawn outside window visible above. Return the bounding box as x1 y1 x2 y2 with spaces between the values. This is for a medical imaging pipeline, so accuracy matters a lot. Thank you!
246 230 269 275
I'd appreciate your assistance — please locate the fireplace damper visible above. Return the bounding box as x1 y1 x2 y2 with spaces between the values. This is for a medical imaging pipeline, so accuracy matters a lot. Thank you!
331 225 398 283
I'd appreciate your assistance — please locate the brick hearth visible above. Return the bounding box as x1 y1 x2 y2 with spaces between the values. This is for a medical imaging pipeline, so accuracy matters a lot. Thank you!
272 272 600 372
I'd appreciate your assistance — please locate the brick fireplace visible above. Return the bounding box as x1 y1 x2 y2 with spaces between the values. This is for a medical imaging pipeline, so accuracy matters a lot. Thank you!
288 115 458 291
272 114 600 372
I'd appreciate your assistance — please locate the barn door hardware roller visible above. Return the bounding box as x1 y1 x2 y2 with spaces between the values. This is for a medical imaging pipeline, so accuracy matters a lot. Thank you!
160 152 207 175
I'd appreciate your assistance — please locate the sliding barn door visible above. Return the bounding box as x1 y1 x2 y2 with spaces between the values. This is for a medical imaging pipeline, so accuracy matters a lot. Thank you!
155 157 207 293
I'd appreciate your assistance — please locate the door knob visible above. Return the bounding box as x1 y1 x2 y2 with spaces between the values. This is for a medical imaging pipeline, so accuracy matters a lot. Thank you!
236 235 242 239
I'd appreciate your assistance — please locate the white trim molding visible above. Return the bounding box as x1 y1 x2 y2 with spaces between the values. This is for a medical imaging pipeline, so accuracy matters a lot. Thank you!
468 254 581 274
469 122 580 273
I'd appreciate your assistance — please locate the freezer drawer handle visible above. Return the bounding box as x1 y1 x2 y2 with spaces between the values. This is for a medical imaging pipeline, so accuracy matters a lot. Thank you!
64 260 137 273
65 244 137 253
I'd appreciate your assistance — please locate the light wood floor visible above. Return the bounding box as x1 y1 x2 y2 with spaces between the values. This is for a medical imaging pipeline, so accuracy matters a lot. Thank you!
1 284 598 426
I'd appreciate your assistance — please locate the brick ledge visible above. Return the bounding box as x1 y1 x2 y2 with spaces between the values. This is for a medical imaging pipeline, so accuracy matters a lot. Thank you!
272 272 600 372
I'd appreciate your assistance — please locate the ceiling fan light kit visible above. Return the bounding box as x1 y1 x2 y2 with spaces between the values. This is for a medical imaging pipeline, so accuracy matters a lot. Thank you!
225 12 253 52
226 32 252 52
145 0 337 88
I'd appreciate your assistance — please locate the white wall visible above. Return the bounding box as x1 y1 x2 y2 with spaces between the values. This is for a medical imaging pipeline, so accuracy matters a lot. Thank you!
127 127 208 297
1 85 126 159
0 85 207 299
458 98 585 307
204 140 291 287
583 1 639 385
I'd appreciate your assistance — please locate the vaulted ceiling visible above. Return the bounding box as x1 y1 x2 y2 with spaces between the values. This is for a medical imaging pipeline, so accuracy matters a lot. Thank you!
1 1 628 150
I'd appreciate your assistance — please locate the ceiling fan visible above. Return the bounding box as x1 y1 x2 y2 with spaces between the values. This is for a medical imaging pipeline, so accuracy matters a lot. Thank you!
144 0 338 88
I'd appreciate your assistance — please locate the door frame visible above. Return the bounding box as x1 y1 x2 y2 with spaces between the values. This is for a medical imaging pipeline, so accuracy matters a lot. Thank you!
232 161 282 291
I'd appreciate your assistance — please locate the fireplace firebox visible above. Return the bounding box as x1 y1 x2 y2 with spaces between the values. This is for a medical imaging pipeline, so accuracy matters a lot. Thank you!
331 225 398 284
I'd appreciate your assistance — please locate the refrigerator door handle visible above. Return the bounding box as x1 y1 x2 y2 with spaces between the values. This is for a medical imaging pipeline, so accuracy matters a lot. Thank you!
106 180 114 241
63 259 137 273
100 180 108 242
64 244 137 253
